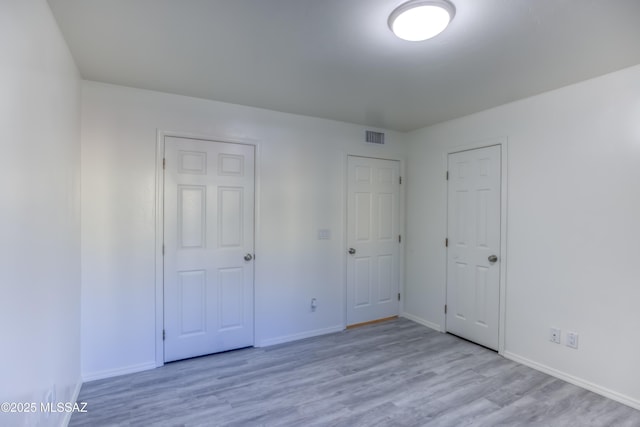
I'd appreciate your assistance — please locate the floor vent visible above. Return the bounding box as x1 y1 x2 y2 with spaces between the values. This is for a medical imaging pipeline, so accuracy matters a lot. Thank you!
365 130 385 145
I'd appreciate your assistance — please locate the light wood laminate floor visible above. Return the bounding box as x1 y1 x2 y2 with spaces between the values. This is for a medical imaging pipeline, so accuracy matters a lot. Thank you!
70 319 640 426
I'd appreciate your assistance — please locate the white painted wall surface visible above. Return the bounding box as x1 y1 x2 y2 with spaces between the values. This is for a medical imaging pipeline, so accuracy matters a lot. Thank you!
0 1 81 426
80 82 406 380
405 64 640 407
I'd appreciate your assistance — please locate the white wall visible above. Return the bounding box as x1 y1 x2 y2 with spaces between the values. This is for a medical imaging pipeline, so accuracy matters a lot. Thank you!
405 64 640 408
0 1 81 426
80 82 406 380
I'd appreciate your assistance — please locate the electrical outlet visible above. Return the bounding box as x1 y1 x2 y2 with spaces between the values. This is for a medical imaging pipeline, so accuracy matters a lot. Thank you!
310 298 317 312
566 331 579 349
550 327 561 344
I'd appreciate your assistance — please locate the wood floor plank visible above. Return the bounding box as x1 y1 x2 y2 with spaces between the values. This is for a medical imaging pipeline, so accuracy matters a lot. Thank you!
70 319 640 426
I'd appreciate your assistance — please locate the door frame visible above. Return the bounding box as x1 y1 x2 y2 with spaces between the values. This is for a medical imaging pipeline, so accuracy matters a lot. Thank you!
443 137 508 354
343 154 406 328
154 130 260 367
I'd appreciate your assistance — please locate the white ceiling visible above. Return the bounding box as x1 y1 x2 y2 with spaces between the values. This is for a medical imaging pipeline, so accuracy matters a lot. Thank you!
47 0 640 132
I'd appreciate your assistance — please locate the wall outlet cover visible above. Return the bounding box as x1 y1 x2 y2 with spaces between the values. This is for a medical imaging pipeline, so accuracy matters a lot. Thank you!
566 331 579 349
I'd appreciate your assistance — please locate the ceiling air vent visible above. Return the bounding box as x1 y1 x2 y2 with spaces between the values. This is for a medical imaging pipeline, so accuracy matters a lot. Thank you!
365 130 385 145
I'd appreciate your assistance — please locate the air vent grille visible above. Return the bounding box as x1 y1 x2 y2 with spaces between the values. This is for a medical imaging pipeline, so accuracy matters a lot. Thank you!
365 130 385 145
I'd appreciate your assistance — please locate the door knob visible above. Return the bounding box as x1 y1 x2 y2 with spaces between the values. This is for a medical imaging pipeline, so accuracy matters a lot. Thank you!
488 254 498 263
348 248 356 255
244 253 253 261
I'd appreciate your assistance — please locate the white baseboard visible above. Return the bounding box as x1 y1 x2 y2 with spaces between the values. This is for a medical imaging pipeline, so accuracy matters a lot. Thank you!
401 312 442 332
62 378 83 427
82 361 156 382
503 351 640 411
255 325 345 347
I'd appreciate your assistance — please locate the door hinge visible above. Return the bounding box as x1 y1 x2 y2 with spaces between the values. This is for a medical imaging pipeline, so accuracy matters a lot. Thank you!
399 176 402 185
444 304 448 314
446 171 449 180
445 238 448 247
163 158 166 169
397 292 401 301
398 235 402 243
162 244 165 255
162 329 165 341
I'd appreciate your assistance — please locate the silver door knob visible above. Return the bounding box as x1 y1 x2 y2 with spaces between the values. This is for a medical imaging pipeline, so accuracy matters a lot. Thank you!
244 253 253 261
488 255 498 263
348 248 356 255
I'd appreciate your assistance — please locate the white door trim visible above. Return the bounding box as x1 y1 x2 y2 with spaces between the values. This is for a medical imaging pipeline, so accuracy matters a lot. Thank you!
443 137 508 354
343 153 406 328
155 129 261 367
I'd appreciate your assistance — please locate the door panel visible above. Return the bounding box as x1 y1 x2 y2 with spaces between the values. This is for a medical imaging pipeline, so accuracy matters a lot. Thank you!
164 136 254 362
355 192 371 240
354 258 372 307
347 156 400 325
377 255 393 302
218 187 243 247
446 145 501 350
218 267 244 330
177 270 206 335
178 185 206 248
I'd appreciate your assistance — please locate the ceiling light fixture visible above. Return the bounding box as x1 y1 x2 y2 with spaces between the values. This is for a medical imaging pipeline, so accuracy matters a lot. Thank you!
388 0 456 42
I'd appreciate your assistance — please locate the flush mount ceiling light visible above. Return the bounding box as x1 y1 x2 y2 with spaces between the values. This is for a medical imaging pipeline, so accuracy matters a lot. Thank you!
388 0 456 42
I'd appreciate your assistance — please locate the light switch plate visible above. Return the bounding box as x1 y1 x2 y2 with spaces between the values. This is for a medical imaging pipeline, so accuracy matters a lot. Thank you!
317 229 331 240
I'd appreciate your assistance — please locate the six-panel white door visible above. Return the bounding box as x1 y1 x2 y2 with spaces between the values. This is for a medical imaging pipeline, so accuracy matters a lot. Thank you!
347 156 401 326
446 145 501 350
164 136 255 362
